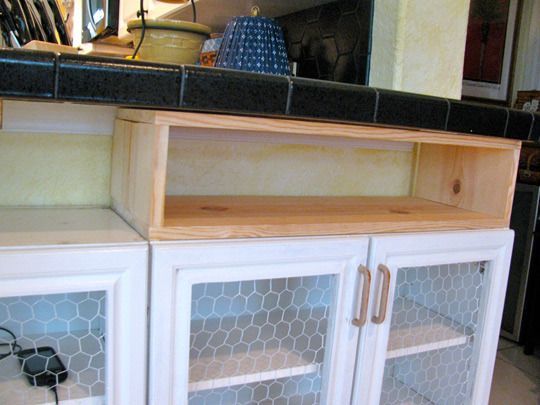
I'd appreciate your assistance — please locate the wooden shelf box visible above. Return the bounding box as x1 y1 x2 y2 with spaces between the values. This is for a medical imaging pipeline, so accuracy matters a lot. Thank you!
111 110 520 240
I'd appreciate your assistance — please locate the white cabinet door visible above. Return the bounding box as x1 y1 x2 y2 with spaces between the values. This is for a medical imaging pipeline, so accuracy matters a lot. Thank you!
0 244 148 405
149 236 369 405
352 230 513 405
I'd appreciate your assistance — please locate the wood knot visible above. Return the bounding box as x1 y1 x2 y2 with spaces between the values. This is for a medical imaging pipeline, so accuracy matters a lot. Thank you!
389 209 410 215
200 205 228 212
452 180 461 194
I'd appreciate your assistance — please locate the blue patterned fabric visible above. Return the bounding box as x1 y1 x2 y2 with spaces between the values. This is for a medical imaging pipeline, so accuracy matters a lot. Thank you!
216 16 290 76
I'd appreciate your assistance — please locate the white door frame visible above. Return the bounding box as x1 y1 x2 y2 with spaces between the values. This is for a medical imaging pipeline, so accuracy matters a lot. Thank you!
0 244 148 405
351 230 513 405
149 236 369 405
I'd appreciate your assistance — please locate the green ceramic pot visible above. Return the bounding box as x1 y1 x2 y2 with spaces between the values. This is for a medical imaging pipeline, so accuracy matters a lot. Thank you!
128 19 211 64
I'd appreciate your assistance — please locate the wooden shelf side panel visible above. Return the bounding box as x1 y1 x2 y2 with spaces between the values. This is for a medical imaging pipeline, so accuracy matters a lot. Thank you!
413 144 520 225
111 119 169 237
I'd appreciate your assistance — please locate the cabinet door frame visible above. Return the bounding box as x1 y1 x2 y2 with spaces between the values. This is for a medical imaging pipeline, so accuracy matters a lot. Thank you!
149 236 369 405
0 243 148 405
352 230 513 405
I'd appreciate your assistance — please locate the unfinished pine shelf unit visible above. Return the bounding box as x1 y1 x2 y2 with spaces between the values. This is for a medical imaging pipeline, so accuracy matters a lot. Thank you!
111 109 521 240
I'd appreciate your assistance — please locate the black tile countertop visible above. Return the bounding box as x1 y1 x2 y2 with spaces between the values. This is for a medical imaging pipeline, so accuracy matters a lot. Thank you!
1 49 539 141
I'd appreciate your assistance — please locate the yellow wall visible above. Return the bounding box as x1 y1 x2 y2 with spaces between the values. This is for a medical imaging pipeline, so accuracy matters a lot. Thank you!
1 0 475 207
0 131 111 206
370 0 471 99
167 140 413 196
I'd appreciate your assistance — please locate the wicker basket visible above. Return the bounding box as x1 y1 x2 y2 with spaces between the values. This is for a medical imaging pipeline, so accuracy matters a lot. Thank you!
514 90 540 111
519 146 540 185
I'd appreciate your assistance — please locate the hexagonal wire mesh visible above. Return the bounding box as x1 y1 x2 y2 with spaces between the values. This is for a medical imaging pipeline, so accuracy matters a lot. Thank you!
381 261 487 405
187 275 336 404
0 292 106 404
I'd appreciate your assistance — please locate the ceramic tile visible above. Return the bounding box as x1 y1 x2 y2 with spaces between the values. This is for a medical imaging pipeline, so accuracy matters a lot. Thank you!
490 357 540 405
288 78 376 122
278 0 372 84
181 66 289 115
497 346 540 379
57 54 181 107
0 49 538 145
506 110 534 140
447 101 508 136
531 114 540 143
498 337 518 351
0 49 56 99
376 89 448 130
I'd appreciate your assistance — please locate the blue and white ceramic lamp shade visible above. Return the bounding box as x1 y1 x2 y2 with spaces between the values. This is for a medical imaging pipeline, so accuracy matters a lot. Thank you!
216 16 290 76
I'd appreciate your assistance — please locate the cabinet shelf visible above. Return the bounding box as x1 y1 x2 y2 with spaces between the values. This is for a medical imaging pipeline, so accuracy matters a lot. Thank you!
387 298 469 360
188 308 327 392
189 347 319 392
155 196 506 240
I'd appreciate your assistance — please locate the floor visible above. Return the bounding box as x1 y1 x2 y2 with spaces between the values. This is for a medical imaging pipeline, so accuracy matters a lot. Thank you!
489 338 540 404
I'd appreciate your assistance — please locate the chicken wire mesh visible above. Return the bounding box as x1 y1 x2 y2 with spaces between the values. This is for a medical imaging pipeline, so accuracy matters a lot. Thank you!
187 275 336 404
0 291 106 405
381 261 486 405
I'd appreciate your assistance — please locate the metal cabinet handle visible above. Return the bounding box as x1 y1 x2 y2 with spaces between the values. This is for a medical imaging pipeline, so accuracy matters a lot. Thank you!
372 264 391 324
352 265 371 327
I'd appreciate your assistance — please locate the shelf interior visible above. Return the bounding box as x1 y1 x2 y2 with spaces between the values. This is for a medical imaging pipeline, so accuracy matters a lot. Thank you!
157 195 505 240
0 330 105 405
387 298 470 360
382 376 434 405
189 307 327 392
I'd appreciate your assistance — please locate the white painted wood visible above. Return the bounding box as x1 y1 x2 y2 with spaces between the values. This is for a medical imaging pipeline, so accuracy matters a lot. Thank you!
386 297 469 360
351 230 513 405
0 244 148 405
0 208 144 248
169 127 414 152
149 236 369 405
1 101 116 135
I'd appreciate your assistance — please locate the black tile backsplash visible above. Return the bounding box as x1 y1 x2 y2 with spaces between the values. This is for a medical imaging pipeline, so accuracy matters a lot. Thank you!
0 49 537 144
278 0 373 85
0 49 56 98
57 55 181 107
289 78 376 122
376 90 449 130
506 110 534 140
531 115 540 142
447 101 508 136
181 66 289 115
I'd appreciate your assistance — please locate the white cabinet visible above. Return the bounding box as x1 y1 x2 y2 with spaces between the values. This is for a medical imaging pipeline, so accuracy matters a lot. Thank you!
0 208 148 405
149 230 513 405
353 230 514 405
148 237 369 405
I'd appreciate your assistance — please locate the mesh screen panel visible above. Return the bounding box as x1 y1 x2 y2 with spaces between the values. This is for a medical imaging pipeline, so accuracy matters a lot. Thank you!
0 292 106 404
381 262 486 405
187 275 335 404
